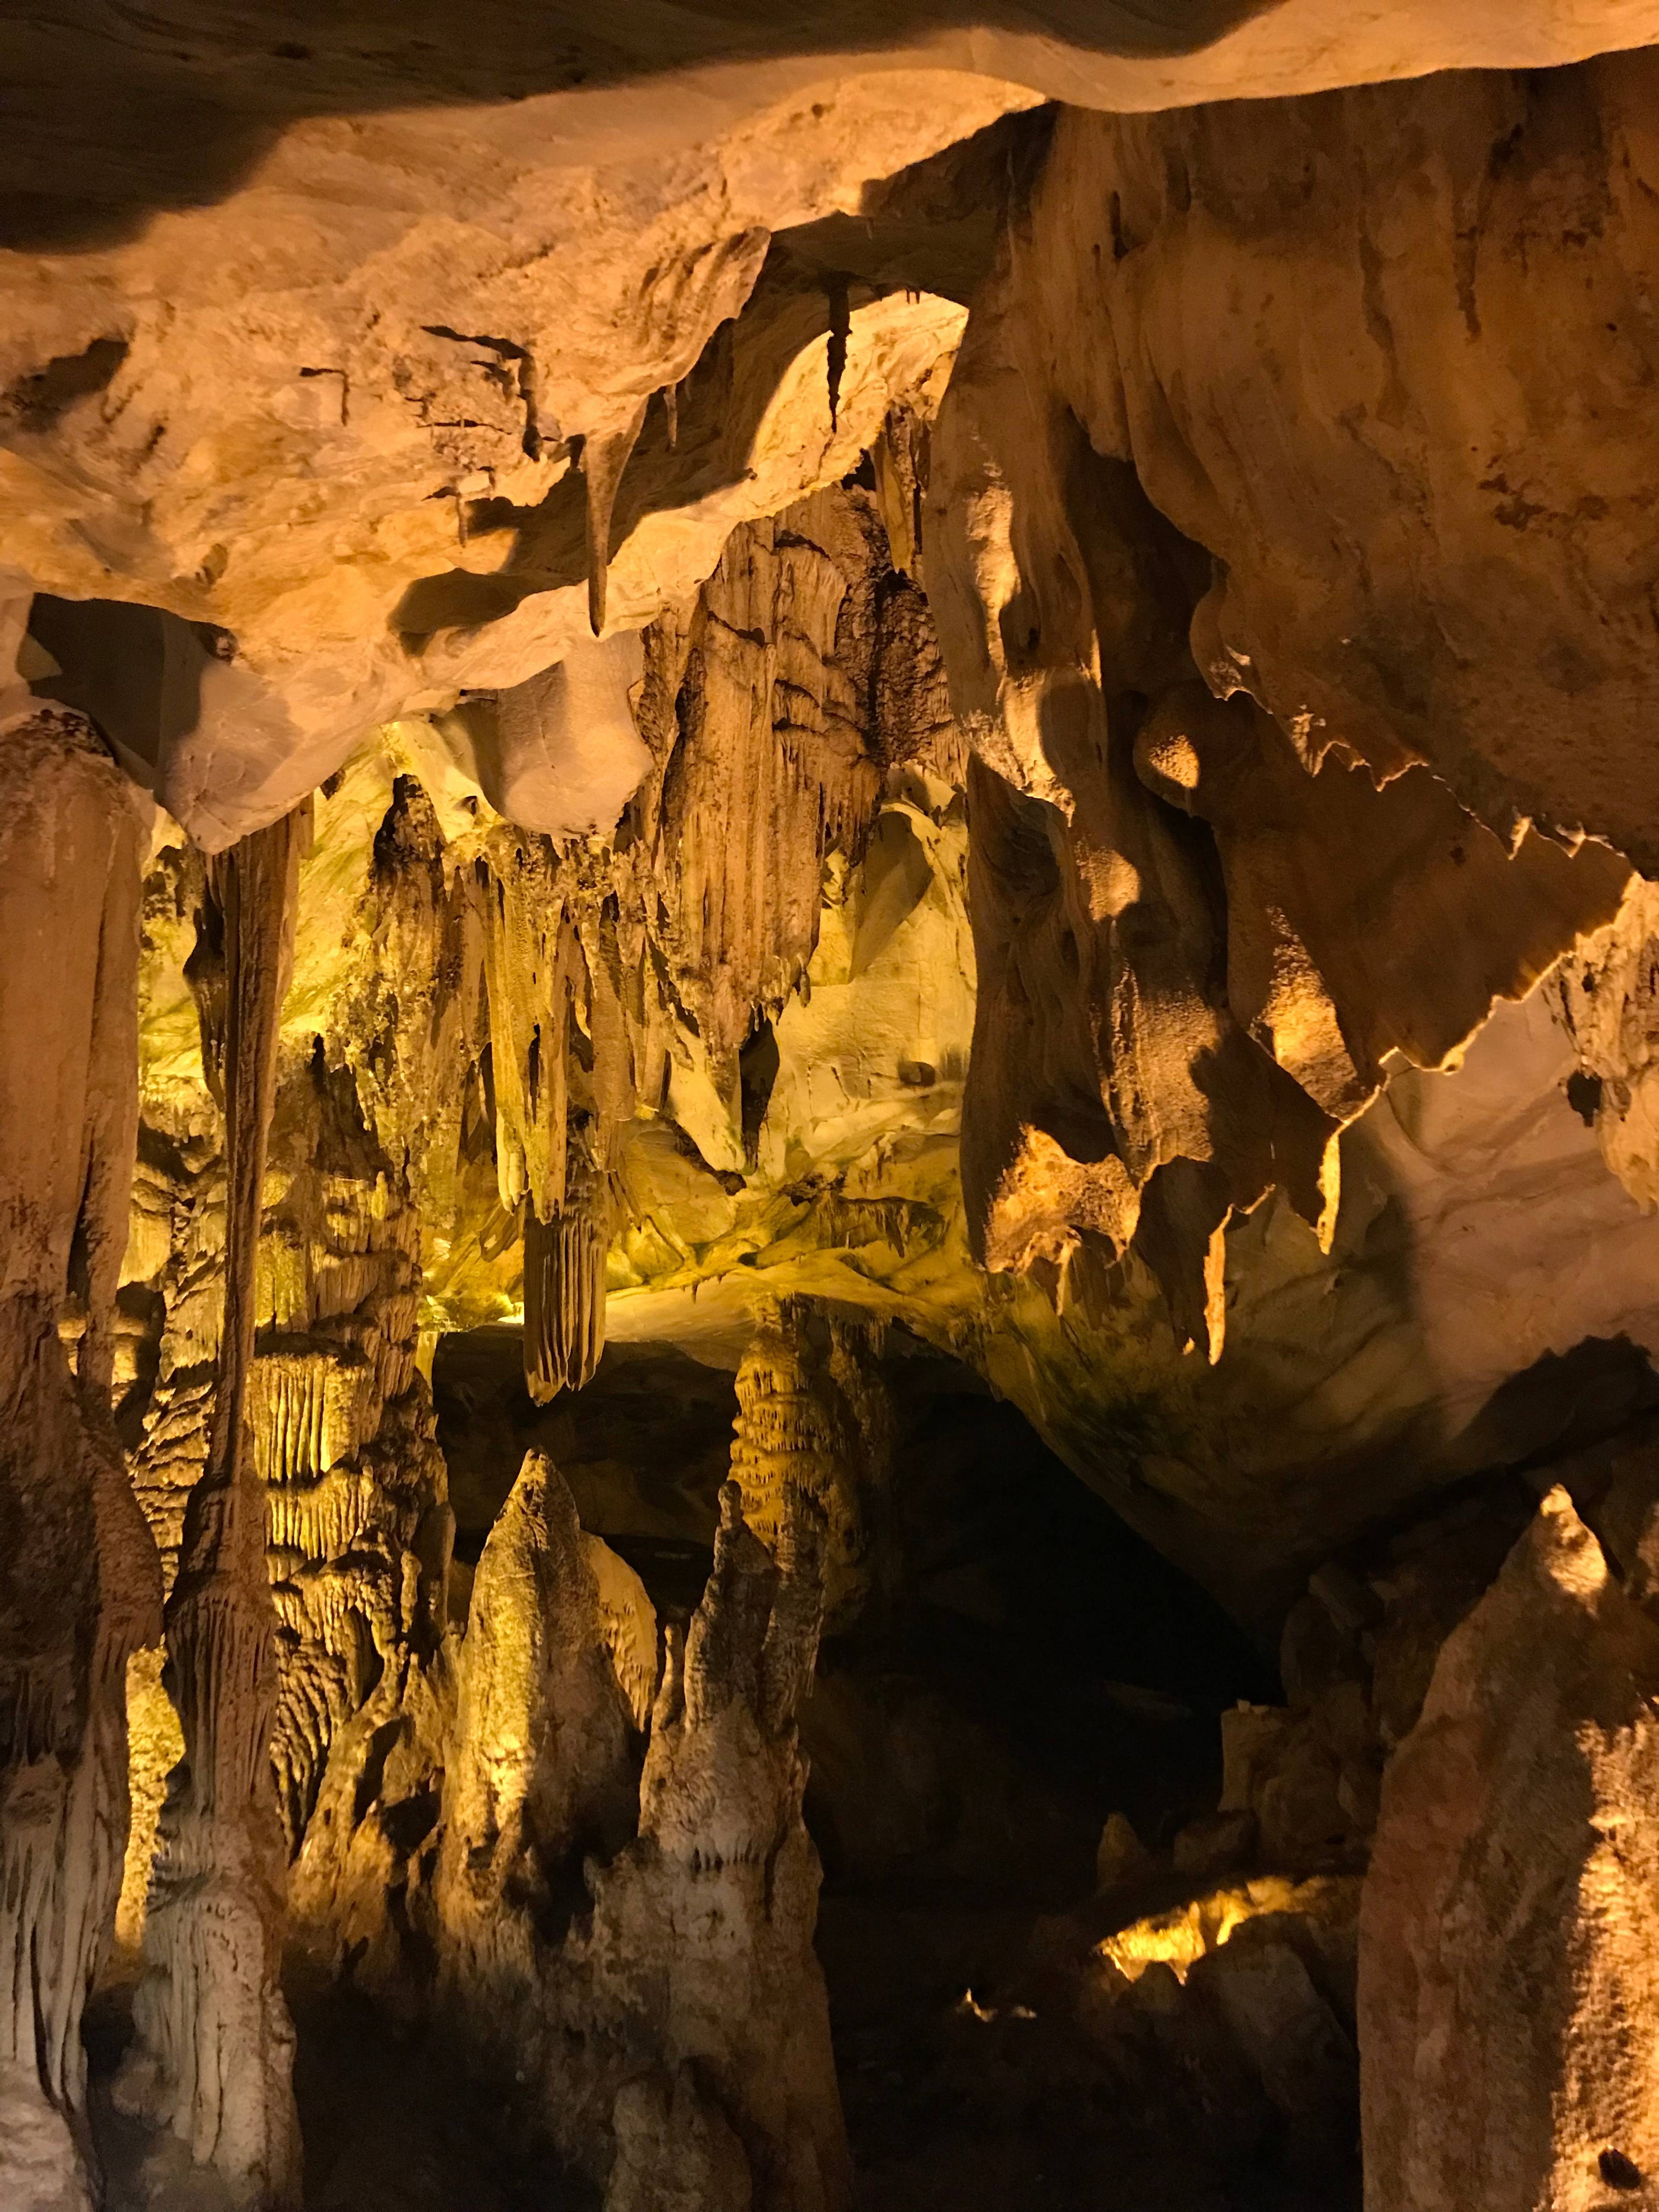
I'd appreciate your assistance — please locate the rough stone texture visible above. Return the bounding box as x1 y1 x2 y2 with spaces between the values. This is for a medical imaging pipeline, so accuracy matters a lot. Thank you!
435 1448 640 2011
1552 877 1659 1208
563 1479 850 2212
730 1301 893 1626
1 165 967 845
9 7 1659 841
116 813 456 1879
289 1456 843 2211
117 815 305 2211
0 706 163 2212
1360 1486 1659 2212
928 62 1646 1349
19 18 1659 2212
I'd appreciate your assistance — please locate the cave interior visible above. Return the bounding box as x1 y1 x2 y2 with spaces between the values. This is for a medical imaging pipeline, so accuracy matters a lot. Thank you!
10 8 1659 2210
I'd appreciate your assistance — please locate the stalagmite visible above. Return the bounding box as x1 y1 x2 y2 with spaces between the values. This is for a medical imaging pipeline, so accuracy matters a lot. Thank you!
0 705 163 2212
117 812 306 2209
569 1481 851 2212
435 1448 639 2017
1359 1487 1659 2210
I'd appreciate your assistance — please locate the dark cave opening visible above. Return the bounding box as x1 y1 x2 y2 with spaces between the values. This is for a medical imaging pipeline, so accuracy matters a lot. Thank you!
432 1325 1274 1898
430 1322 1286 2206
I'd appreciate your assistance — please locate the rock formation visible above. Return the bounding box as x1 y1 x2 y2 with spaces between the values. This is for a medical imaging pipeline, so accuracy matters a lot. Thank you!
117 815 305 2209
287 1452 843 2211
1360 1486 1659 2210
13 13 1659 2211
730 1302 893 1626
927 77 1640 1348
435 1448 640 2011
566 1480 850 2212
0 706 162 2212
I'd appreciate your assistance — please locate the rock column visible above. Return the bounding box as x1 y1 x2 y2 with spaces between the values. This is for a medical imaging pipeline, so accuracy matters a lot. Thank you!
0 706 163 2212
119 813 305 2208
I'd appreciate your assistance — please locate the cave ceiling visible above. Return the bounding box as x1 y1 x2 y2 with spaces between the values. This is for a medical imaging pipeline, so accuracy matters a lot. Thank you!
0 6 1657 1624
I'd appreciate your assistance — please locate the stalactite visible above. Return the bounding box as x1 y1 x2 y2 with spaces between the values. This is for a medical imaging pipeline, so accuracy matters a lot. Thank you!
523 1120 612 1402
582 400 651 637
0 706 162 2212
118 810 306 2211
657 490 887 1089
124 820 454 1884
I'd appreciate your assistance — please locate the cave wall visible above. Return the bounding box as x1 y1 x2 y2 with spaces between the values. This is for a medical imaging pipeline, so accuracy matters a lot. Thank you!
0 707 161 2212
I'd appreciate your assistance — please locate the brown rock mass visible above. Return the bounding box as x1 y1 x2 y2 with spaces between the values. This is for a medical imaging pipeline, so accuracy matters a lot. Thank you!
1360 1487 1659 2211
0 707 162 2212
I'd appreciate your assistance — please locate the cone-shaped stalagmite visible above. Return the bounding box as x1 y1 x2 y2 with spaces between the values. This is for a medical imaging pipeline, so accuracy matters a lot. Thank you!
579 1480 852 2212
0 706 163 2212
118 813 306 2209
1360 1487 1659 2210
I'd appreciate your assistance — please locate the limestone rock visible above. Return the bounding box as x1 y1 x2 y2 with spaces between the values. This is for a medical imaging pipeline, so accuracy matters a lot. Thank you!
1360 1487 1659 2211
928 73 1642 1348
436 1448 639 2002
566 1480 851 2211
730 1301 892 1626
0 707 162 2212
1095 1811 1155 1895
120 814 306 2212
583 1534 660 1737
605 2070 754 2212
1553 876 1659 1208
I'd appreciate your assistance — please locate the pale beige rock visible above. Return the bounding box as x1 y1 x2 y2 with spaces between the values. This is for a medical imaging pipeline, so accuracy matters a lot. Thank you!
114 1646 184 1960
436 1447 638 2003
928 69 1640 1348
7 9 1657 845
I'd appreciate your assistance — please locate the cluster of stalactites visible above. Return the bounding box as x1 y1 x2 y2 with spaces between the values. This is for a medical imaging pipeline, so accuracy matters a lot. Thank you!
522 1121 612 1404
251 1136 447 1848
123 845 453 1867
455 484 924 1404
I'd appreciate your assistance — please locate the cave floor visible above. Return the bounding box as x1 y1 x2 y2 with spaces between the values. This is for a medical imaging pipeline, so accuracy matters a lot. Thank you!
88 1895 1358 2212
821 1885 1360 2212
